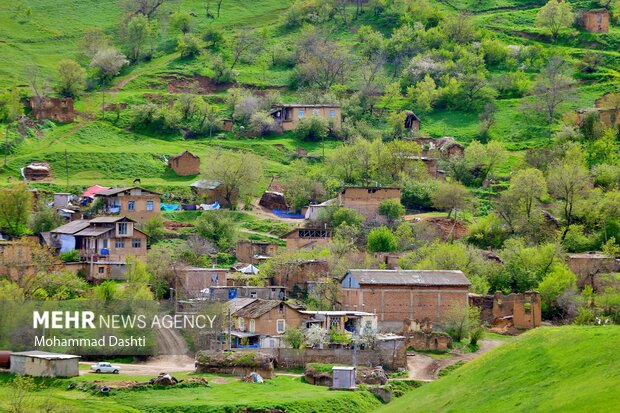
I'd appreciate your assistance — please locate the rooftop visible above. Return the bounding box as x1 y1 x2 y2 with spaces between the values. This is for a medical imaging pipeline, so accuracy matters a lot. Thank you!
345 269 471 287
50 220 90 235
11 351 80 360
96 187 161 197
234 299 288 319
191 180 222 190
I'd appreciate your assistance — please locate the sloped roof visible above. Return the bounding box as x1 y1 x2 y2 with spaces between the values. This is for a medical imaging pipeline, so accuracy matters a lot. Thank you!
345 269 471 287
89 216 135 224
82 185 110 198
11 351 79 360
74 227 113 237
170 150 199 161
234 299 285 319
191 180 221 190
227 297 257 313
50 220 90 235
96 187 161 197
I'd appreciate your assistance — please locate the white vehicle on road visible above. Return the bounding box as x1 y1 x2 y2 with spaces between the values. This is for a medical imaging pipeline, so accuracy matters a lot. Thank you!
91 362 121 374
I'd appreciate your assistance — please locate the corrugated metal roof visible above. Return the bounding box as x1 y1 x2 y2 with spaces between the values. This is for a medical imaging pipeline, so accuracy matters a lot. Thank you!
51 220 90 234
234 299 283 319
227 297 257 313
11 351 80 359
346 269 471 286
89 216 130 223
74 227 113 237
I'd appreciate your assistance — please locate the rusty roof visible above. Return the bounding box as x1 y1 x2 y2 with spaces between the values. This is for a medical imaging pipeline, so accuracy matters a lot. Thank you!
234 299 287 319
345 269 471 287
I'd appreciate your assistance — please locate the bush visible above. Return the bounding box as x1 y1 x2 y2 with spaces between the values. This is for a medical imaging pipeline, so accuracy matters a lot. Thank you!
202 26 224 49
379 199 405 224
177 34 203 58
212 56 237 84
282 327 306 349
295 116 329 141
195 211 238 251
250 111 275 135
367 226 398 252
401 179 438 210
331 207 365 228
59 250 80 262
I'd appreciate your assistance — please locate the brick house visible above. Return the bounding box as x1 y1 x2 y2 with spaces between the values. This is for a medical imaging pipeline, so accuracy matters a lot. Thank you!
269 104 342 132
581 9 609 33
190 180 236 206
168 150 201 176
269 259 330 292
282 228 332 250
341 269 471 331
229 299 305 348
567 252 620 289
235 240 279 264
177 267 230 297
338 187 402 224
95 187 161 224
470 292 541 330
47 216 148 280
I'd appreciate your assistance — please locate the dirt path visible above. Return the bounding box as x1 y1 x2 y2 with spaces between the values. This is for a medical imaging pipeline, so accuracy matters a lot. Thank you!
156 327 190 356
407 339 505 381
79 355 195 376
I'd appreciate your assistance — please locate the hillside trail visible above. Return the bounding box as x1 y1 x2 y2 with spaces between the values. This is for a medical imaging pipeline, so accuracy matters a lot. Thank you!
48 53 179 146
407 339 505 381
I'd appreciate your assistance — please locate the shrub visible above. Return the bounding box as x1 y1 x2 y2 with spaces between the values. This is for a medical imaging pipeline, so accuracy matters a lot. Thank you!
249 111 275 135
282 327 306 349
195 211 238 251
295 116 329 141
331 207 365 228
212 56 237 84
401 179 438 210
59 250 80 262
367 226 398 252
379 199 405 224
177 34 203 58
202 26 224 49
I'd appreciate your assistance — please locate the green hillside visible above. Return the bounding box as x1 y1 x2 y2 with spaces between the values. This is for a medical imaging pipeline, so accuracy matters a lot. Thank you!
380 326 620 413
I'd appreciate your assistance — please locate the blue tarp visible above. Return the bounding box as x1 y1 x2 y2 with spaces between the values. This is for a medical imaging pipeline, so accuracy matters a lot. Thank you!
272 209 305 219
161 203 181 211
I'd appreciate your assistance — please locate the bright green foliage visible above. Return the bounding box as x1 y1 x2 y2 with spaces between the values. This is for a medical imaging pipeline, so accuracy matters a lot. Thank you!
378 198 405 224
282 327 306 349
55 59 85 98
538 264 577 316
0 183 32 236
195 211 238 250
367 226 397 252
535 0 574 41
331 207 365 228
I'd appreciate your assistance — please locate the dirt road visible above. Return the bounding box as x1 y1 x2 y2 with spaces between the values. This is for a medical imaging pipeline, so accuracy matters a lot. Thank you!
156 327 190 356
407 339 506 381
80 355 195 377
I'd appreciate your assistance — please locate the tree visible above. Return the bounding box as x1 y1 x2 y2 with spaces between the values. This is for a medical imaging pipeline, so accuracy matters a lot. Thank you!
249 111 275 136
431 182 473 220
379 199 405 225
195 211 238 250
538 264 577 317
529 57 574 139
230 30 261 69
0 86 22 167
282 327 306 349
295 116 329 142
121 0 167 19
143 215 166 244
331 207 365 228
55 60 86 98
535 0 574 41
123 14 158 61
506 168 547 221
455 74 496 113
203 150 263 208
367 226 398 252
442 305 470 342
0 183 32 236
305 324 328 348
177 34 203 58
296 32 351 91
90 48 129 82
407 75 437 114
170 11 193 34
547 154 591 239
465 140 508 182
29 202 64 234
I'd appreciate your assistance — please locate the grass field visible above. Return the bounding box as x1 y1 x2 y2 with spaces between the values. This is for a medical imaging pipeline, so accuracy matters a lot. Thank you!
0 373 384 413
379 326 620 413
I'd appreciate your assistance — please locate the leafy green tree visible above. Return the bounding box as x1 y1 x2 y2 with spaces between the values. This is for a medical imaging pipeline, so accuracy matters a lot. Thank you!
203 150 263 208
170 11 193 34
401 179 438 210
379 198 405 225
177 34 203 58
465 140 508 182
538 264 577 317
499 238 561 292
295 116 329 142
29 202 64 234
55 60 86 98
407 75 437 114
124 14 158 61
143 215 166 244
535 0 574 41
282 327 306 349
0 183 32 236
331 207 365 228
367 226 397 252
195 211 238 251
506 168 547 221
431 182 473 221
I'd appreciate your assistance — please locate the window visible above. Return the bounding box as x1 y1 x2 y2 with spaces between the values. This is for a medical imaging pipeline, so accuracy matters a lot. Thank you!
147 200 154 211
329 110 336 118
312 109 320 115
238 318 245 331
276 319 286 334
249 319 255 333
128 201 135 211
98 267 105 274
118 222 128 235
115 239 125 248
132 238 141 248
211 273 219 284
298 109 305 118
102 239 109 249
250 291 257 299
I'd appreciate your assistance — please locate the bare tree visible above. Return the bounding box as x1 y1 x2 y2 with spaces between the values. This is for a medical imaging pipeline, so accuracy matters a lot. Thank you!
25 65 51 112
120 0 169 19
230 30 261 70
296 32 351 91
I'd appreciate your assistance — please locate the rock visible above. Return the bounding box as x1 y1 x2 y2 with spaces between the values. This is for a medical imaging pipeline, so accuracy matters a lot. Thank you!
259 191 288 210
369 386 393 403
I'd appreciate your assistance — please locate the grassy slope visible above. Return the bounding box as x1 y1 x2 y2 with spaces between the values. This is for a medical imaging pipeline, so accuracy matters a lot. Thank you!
380 326 620 413
0 374 382 413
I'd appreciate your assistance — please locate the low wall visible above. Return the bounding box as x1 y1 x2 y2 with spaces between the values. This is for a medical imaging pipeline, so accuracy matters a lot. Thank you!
255 344 406 371
406 331 452 352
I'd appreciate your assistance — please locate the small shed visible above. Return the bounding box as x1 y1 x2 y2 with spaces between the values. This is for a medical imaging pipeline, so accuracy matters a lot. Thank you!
23 162 52 181
332 366 356 390
168 150 201 176
10 351 80 377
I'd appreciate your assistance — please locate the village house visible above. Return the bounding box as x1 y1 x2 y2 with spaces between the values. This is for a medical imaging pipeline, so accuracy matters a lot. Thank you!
338 186 402 224
470 292 542 330
576 107 620 130
269 104 342 132
235 240 279 264
300 310 378 336
190 179 234 206
95 187 161 224
341 269 471 331
177 267 230 298
206 286 286 301
10 351 80 378
282 227 332 250
229 299 305 348
29 97 76 123
0 238 56 281
168 150 201 176
567 252 620 289
580 9 609 33
270 259 330 293
46 216 148 280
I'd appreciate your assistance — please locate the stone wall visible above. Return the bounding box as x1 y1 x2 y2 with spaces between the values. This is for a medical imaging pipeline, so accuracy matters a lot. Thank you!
405 331 452 352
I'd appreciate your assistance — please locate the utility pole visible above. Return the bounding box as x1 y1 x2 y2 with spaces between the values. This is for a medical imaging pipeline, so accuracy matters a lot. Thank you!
64 149 69 189
322 133 325 162
227 307 232 350
4 124 9 168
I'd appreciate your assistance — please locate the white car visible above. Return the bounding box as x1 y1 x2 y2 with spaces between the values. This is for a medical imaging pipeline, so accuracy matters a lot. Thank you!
91 362 121 374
